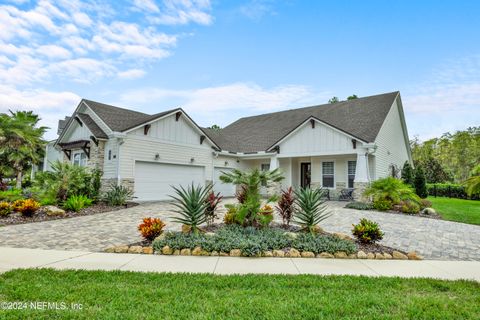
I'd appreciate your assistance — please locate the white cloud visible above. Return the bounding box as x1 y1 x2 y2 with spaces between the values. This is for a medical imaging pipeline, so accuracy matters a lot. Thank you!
403 55 480 140
120 82 328 113
117 68 146 79
239 0 275 21
148 0 213 25
36 44 72 59
0 85 81 139
132 0 160 13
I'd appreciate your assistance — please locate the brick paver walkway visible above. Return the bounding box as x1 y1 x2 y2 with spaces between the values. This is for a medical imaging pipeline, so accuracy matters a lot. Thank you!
0 200 478 260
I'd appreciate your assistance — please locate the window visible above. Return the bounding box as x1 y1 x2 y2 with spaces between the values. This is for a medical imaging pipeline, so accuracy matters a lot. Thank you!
348 161 356 188
72 151 87 167
322 162 334 188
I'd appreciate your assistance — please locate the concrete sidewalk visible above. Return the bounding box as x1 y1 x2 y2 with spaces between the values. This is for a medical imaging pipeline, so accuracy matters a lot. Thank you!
1 247 479 281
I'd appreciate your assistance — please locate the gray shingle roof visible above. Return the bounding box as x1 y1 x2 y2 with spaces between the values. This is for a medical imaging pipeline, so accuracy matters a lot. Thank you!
76 113 108 139
209 91 399 153
82 99 179 132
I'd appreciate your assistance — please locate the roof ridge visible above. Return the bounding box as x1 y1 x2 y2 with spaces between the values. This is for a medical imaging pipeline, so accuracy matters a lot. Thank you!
227 91 399 124
82 99 150 116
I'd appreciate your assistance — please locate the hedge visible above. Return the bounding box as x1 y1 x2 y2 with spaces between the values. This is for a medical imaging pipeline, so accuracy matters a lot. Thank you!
427 183 479 200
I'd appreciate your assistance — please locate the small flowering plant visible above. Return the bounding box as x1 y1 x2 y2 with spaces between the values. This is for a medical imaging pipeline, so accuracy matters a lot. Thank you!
138 217 166 241
12 199 40 216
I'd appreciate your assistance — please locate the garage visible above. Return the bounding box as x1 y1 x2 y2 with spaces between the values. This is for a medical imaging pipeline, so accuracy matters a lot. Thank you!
214 167 236 197
134 161 205 201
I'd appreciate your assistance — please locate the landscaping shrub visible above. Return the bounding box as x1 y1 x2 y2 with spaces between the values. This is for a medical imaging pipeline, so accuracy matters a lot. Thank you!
352 218 384 244
401 161 415 186
276 187 295 226
63 195 93 212
103 184 133 206
220 168 284 227
32 162 102 203
399 200 420 214
258 204 274 228
364 177 420 205
12 199 40 217
138 217 166 241
204 191 223 226
372 199 393 211
345 201 373 210
414 165 428 198
153 225 356 256
294 187 331 233
419 199 432 209
0 189 24 202
0 201 12 216
169 184 210 234
426 183 475 199
223 205 237 225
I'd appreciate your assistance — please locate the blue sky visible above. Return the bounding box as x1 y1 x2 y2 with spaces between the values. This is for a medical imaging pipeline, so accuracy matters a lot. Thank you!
0 0 479 140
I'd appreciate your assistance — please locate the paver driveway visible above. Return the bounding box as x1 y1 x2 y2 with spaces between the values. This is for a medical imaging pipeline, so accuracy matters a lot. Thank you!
0 200 479 260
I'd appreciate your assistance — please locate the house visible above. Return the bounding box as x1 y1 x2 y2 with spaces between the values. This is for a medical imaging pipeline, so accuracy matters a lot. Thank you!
45 91 412 201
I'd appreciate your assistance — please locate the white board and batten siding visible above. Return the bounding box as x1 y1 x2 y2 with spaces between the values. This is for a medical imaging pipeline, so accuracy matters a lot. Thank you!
122 113 216 200
373 98 411 179
278 119 360 157
61 120 92 142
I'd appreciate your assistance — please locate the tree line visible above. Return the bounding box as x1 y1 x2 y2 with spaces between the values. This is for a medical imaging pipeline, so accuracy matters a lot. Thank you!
410 127 479 183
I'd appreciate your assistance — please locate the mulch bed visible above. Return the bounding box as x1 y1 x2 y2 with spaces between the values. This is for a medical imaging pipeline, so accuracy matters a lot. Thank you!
129 223 406 256
0 202 139 226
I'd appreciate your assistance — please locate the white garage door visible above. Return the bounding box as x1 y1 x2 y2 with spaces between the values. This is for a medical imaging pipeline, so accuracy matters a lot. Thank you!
134 161 205 201
214 167 236 197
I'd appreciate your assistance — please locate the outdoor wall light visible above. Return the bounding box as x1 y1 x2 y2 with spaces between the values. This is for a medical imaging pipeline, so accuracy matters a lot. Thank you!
155 153 160 160
225 161 228 166
190 157 195 163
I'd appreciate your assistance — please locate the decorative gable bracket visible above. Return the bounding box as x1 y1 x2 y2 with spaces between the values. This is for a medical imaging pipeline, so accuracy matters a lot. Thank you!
200 135 206 145
90 136 99 146
351 139 357 149
175 111 182 121
273 145 280 154
74 116 83 126
144 124 151 135
63 149 71 160
310 119 315 128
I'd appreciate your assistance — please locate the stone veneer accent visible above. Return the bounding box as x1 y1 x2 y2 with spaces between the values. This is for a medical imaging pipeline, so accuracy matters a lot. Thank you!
353 182 369 201
87 141 105 170
266 181 282 198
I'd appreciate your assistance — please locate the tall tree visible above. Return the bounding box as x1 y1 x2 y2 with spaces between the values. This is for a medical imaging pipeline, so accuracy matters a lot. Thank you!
328 96 339 104
0 111 47 189
414 165 428 198
401 161 414 186
209 124 221 131
347 94 358 100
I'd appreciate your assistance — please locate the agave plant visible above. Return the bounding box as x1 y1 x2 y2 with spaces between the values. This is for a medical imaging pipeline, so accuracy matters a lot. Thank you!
169 183 211 233
293 187 331 233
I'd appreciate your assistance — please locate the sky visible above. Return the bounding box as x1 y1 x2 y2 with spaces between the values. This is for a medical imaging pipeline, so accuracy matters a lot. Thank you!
0 0 479 141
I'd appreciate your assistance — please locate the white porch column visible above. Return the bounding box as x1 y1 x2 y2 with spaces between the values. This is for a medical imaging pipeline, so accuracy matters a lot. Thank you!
269 155 279 170
354 149 369 183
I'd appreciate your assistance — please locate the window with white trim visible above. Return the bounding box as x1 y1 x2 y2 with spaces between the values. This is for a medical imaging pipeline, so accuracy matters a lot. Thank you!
322 162 334 188
261 163 270 186
348 161 356 188
72 151 87 167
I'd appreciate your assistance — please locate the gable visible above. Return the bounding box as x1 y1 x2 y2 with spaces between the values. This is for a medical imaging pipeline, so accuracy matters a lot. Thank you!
127 112 213 148
278 118 361 156
61 118 93 142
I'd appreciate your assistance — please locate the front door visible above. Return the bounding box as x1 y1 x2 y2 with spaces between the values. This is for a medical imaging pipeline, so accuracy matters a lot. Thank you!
300 162 311 188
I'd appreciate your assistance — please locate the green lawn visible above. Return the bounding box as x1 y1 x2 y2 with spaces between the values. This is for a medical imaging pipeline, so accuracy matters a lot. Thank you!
429 196 480 225
1 269 479 319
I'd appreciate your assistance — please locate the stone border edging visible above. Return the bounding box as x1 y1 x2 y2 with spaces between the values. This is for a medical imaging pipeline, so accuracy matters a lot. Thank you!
105 245 423 260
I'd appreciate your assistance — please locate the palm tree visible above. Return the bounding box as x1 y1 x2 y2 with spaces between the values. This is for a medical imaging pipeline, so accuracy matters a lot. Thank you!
464 165 480 197
0 111 47 189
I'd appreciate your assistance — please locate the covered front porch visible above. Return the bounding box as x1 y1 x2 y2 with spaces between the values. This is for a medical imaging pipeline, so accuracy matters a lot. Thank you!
242 151 375 200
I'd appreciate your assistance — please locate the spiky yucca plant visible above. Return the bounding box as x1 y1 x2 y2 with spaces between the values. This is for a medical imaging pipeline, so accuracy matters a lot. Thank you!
169 183 211 233
293 187 331 233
